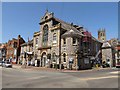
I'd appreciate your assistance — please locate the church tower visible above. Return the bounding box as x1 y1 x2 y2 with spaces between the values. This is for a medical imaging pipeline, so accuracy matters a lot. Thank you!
98 28 106 42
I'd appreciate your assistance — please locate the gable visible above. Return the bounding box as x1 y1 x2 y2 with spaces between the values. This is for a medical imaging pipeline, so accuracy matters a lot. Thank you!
102 41 111 48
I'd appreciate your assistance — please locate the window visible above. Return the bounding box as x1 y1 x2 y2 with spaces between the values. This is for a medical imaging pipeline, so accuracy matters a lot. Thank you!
53 33 57 42
43 25 48 43
63 38 66 45
63 53 66 62
73 37 76 44
52 53 56 62
36 38 38 45
14 42 17 48
45 16 48 20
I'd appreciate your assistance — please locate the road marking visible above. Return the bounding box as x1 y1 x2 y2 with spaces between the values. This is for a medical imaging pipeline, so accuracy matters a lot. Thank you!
26 76 46 80
80 75 118 81
109 71 119 74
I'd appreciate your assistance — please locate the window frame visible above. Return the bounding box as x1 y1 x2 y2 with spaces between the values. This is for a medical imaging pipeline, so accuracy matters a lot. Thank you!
42 24 49 45
53 33 57 43
72 37 76 45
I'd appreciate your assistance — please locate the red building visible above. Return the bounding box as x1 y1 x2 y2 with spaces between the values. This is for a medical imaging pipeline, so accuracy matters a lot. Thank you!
6 35 25 64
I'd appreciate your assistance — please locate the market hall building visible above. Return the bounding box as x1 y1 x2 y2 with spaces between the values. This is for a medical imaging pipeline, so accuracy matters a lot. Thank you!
30 10 102 70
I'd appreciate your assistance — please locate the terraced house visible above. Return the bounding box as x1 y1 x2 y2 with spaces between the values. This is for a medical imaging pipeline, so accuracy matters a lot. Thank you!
31 10 102 70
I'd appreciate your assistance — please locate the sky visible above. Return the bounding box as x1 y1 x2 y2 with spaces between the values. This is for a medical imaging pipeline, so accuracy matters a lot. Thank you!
1 2 118 43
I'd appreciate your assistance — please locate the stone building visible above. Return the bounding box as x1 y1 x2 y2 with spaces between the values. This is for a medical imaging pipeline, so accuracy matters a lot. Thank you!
20 39 33 66
99 29 117 67
33 31 40 66
35 10 102 70
6 35 25 64
101 41 115 67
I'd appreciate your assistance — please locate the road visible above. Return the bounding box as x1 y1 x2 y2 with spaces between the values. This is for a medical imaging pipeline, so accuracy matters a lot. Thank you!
1 66 119 88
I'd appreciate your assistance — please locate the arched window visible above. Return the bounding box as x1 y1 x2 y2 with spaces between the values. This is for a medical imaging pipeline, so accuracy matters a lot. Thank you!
43 25 48 43
63 53 66 62
36 38 38 45
73 37 76 44
53 33 57 43
53 33 56 41
45 16 48 20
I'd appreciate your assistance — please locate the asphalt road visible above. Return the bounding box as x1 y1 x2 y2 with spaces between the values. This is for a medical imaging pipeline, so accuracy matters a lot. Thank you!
1 66 119 88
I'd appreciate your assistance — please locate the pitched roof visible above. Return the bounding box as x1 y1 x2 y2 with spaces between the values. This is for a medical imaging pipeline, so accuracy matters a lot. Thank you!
102 41 111 48
53 17 84 37
61 28 84 38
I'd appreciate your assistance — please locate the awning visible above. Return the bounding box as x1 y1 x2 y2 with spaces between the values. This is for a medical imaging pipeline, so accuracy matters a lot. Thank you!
90 57 95 60
26 52 33 55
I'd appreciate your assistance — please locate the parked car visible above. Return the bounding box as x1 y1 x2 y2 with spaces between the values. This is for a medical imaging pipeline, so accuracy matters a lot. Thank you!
4 61 12 68
2 61 5 67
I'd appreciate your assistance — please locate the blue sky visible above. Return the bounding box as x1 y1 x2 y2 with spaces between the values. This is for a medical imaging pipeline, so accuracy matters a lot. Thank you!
2 2 118 43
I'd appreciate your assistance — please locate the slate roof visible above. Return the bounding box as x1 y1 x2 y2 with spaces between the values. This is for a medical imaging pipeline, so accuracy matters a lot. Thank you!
61 29 84 38
53 17 84 38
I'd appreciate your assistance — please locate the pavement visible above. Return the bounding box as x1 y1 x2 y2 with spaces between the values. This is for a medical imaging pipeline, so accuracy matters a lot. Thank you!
12 64 117 72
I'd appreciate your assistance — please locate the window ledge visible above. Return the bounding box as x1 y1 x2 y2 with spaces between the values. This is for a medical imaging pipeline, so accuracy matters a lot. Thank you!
72 44 78 46
63 62 66 63
52 41 57 44
62 44 66 47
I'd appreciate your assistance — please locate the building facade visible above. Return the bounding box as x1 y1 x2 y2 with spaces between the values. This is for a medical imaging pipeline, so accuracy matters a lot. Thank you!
33 31 40 66
6 35 25 64
20 40 33 66
34 11 102 70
